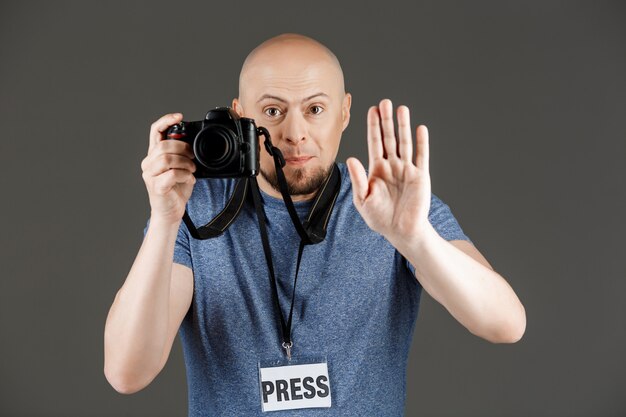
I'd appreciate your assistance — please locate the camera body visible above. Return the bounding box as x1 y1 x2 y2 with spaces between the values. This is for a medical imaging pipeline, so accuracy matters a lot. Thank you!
165 107 260 178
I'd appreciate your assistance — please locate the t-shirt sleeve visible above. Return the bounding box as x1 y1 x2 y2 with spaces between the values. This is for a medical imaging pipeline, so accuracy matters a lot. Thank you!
142 217 193 270
406 192 472 275
428 193 472 243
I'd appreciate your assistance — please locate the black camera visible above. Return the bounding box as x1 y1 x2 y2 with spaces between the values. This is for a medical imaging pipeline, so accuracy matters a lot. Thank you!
165 107 260 178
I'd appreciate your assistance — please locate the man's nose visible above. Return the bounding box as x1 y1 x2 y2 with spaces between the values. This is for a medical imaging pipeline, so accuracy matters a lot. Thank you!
282 111 307 144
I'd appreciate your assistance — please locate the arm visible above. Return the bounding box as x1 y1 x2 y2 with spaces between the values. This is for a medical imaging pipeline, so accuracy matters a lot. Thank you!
104 113 197 393
346 99 526 344
395 226 525 343
104 219 193 393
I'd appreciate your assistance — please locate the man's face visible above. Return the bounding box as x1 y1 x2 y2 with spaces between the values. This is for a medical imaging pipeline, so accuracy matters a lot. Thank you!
233 43 351 200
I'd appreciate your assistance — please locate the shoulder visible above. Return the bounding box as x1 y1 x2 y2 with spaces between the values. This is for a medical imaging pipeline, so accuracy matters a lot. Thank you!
333 162 356 211
429 192 448 213
336 162 353 196
427 192 472 243
337 162 469 241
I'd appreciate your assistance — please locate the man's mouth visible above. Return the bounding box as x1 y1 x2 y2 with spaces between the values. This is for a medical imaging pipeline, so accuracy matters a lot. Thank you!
284 156 314 166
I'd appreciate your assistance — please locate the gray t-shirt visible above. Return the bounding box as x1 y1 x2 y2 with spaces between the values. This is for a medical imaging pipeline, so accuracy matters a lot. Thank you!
143 162 471 416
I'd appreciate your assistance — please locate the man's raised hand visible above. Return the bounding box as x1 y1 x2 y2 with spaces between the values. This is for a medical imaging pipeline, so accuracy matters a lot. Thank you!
346 99 432 246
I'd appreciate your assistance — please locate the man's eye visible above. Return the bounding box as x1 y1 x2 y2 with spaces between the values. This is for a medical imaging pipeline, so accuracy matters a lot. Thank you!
264 107 282 117
310 105 324 115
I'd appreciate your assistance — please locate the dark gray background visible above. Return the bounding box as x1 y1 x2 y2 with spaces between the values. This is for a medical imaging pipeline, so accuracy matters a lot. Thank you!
1 1 624 416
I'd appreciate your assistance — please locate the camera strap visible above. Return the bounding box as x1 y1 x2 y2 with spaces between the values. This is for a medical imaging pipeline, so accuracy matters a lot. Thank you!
182 178 249 239
181 127 341 359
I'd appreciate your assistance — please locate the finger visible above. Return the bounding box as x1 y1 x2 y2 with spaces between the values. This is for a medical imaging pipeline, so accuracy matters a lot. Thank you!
151 138 195 160
379 99 398 159
397 106 413 163
415 125 430 172
346 157 369 206
367 106 383 170
149 113 183 152
152 168 195 195
144 154 197 177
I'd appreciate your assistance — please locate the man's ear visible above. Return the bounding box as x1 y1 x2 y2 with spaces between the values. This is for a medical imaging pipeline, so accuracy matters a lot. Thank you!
232 98 244 117
342 92 352 131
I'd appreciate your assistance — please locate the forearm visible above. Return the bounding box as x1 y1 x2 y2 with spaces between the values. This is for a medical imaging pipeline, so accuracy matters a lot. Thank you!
104 216 180 390
390 224 526 343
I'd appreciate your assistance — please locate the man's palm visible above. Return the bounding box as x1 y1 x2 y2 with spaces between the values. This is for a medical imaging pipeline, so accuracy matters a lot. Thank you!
347 99 432 243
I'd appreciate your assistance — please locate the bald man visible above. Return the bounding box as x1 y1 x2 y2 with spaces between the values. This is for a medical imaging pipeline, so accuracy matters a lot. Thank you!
104 33 525 416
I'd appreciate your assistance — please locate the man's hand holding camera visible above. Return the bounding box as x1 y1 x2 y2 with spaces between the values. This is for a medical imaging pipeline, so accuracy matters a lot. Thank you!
141 113 197 226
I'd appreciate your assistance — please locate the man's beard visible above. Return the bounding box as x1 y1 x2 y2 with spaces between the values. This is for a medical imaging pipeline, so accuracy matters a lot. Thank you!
260 163 333 197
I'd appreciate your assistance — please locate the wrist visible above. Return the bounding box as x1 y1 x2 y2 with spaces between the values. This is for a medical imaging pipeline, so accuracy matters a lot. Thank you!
149 213 183 230
385 221 440 259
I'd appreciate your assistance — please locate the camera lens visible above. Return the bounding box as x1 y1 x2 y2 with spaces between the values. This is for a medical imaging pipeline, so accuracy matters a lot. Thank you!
193 125 238 171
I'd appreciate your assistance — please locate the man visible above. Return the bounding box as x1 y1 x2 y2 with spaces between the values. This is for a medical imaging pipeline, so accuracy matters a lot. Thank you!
104 33 525 416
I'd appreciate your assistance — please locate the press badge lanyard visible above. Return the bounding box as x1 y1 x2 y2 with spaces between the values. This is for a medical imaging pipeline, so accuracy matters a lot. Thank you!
249 178 303 360
181 127 341 360
250 132 341 359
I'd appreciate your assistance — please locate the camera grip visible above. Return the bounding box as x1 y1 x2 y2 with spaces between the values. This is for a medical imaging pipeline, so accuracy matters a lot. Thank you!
166 122 187 140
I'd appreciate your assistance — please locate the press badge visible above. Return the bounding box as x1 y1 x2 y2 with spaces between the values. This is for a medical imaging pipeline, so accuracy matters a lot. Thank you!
258 356 332 412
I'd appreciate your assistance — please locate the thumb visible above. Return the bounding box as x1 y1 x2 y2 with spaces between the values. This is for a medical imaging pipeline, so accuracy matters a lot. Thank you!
346 157 369 207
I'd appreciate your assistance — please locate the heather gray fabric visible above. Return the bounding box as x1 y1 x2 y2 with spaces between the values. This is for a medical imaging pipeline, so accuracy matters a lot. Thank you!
143 162 471 416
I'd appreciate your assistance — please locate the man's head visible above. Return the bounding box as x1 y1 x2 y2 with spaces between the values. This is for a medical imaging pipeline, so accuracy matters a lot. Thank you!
232 33 351 201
